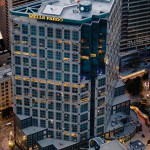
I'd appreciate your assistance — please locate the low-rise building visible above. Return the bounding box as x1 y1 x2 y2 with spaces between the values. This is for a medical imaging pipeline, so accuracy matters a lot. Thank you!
128 139 146 150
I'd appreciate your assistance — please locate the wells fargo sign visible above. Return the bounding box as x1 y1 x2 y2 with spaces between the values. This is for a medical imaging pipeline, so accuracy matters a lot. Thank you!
28 14 63 22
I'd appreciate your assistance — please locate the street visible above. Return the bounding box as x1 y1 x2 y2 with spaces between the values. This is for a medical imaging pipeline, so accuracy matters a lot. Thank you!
124 112 150 149
0 117 14 150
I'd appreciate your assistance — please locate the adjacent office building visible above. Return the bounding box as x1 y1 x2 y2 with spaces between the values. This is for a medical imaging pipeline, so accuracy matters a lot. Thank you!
0 31 11 65
10 0 131 149
2 0 39 51
120 0 150 72
0 65 12 118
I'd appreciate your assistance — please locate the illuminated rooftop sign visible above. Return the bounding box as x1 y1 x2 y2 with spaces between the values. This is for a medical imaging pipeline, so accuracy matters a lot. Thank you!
28 14 63 22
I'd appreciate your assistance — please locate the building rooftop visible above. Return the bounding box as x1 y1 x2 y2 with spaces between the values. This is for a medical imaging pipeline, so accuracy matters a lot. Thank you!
106 112 126 132
113 95 130 106
0 65 11 81
89 140 127 150
37 138 77 149
16 114 31 121
22 126 46 135
11 0 114 23
129 139 145 149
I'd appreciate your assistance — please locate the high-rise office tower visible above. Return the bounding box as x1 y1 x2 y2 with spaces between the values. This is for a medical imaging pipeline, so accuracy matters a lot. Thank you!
0 31 10 65
120 0 150 72
11 0 130 149
3 0 39 51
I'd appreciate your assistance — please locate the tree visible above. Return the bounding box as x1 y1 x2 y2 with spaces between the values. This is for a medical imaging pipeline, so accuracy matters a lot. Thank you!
142 73 148 81
125 76 143 95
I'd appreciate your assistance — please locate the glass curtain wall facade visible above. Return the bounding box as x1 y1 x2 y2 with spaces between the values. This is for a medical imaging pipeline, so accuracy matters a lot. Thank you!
11 0 122 148
120 0 150 71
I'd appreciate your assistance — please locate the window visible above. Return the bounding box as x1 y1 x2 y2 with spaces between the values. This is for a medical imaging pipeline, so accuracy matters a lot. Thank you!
47 71 53 80
72 105 78 113
72 124 77 132
56 51 62 60
24 98 30 106
15 67 21 75
32 118 38 126
48 84 54 90
15 56 21 65
40 83 45 89
48 102 54 110
31 48 37 56
97 117 104 126
23 47 29 53
81 103 88 113
39 49 45 58
56 122 62 130
72 31 79 41
56 29 62 38
40 120 46 128
64 63 70 72
72 43 78 52
39 39 45 47
16 80 22 85
64 42 70 51
48 111 54 119
80 123 88 132
22 24 28 34
64 123 70 131
47 51 53 59
97 107 105 116
39 70 45 78
56 40 62 49
47 27 53 37
30 37 37 46
64 114 70 122
31 58 37 67
56 93 62 101
56 62 62 70
16 107 22 114
64 30 70 40
39 26 45 37
30 25 37 35
64 104 70 112
39 60 45 68
23 68 29 76
72 75 78 83
32 89 38 97
40 102 46 108
56 131 61 139
97 98 105 107
23 57 29 66
56 103 62 111
48 121 54 129
22 36 28 45
16 87 22 95
40 110 46 118
56 113 62 121
47 61 53 69
24 108 30 116
72 115 78 123
64 73 70 82
72 64 78 73
40 90 46 98
56 72 62 81
31 69 37 77
47 40 53 48
97 126 104 134
80 113 88 122
98 78 105 87
32 109 38 117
